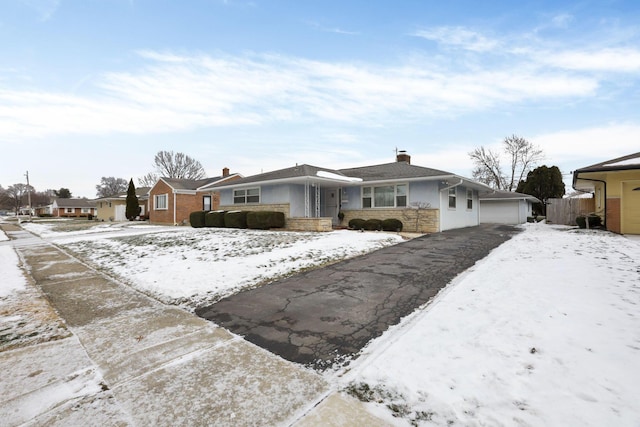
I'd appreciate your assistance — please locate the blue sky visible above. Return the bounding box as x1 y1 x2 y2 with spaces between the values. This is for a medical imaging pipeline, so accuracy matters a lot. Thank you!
2 0 639 198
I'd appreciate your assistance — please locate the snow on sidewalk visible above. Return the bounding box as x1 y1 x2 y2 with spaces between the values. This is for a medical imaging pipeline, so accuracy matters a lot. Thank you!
339 223 640 426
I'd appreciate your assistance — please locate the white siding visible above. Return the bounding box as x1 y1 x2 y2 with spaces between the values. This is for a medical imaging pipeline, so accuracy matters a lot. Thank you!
440 186 480 231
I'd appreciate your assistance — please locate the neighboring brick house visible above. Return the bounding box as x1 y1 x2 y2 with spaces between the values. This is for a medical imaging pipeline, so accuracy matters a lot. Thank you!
148 168 242 225
51 198 97 218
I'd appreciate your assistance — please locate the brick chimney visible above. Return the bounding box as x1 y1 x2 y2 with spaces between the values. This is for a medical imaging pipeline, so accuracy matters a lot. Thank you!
396 150 411 164
222 167 230 177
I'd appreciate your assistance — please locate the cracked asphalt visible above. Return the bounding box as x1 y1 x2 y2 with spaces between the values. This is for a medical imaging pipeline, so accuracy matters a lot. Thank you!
196 224 519 368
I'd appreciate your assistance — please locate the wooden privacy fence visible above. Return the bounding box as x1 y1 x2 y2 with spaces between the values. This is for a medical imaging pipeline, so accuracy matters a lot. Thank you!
546 198 595 225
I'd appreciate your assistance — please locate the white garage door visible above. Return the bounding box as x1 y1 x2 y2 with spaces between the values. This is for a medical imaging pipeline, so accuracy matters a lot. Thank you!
480 201 520 224
114 205 126 221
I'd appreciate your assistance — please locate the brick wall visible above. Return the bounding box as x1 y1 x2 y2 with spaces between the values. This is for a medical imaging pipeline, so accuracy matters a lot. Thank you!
606 197 621 233
149 180 174 224
342 208 439 233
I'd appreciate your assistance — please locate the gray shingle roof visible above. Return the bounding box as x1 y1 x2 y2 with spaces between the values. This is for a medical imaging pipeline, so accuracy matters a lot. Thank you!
479 190 541 203
162 177 223 190
208 165 349 187
338 161 452 181
574 152 640 173
54 198 97 208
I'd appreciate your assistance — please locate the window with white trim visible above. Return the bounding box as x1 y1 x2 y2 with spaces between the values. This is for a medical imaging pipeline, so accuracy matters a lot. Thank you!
362 184 407 208
203 195 212 211
81 208 92 213
448 187 457 209
154 194 168 210
466 189 473 210
233 188 260 204
65 208 75 213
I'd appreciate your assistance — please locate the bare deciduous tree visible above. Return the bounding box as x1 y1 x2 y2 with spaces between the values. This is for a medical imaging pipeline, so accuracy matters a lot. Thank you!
152 151 206 180
503 134 544 191
137 172 159 188
5 183 34 214
96 177 128 198
469 146 505 190
469 135 543 191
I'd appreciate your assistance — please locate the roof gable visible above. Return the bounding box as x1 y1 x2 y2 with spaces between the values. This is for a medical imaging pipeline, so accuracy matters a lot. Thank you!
209 165 350 187
338 162 452 181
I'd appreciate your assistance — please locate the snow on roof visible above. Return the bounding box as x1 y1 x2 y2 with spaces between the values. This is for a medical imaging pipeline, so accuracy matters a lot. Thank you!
602 158 640 167
316 170 363 182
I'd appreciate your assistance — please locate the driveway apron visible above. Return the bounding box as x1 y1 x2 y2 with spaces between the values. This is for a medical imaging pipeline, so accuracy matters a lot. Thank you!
197 224 519 368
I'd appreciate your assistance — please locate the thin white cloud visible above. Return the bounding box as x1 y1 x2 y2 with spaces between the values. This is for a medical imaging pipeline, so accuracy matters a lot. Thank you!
413 26 501 52
0 51 600 141
532 123 640 161
540 48 640 72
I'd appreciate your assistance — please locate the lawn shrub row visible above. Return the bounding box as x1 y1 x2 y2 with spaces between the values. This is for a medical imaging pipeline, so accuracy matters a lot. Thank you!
190 210 285 230
348 218 403 232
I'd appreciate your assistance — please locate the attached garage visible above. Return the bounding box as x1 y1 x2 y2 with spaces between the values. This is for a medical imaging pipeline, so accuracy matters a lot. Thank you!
479 191 540 225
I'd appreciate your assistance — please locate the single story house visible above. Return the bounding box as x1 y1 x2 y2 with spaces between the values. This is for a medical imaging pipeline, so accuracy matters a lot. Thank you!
479 190 541 225
95 187 150 221
50 198 97 218
148 168 242 225
208 152 492 233
573 152 640 234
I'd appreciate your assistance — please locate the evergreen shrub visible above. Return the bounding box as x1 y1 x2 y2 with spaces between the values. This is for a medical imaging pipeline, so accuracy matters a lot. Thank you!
348 218 366 230
224 211 248 228
363 219 383 231
205 210 226 228
190 211 206 228
381 218 403 232
246 211 285 229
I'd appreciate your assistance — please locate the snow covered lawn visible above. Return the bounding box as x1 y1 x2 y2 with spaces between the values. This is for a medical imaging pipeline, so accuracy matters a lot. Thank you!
339 223 640 426
7 220 640 425
47 225 405 309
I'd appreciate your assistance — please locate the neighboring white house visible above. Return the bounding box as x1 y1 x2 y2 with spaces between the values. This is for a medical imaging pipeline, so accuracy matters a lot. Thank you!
479 190 540 225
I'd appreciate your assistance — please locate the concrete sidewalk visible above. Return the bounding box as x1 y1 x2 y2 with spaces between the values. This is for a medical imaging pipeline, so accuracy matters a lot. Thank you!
0 224 386 426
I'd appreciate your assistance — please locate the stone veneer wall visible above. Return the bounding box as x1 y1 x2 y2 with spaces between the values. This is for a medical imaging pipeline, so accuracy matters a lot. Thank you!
341 208 440 233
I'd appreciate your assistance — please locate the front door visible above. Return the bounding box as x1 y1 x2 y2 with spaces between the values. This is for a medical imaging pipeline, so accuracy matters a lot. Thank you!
323 188 340 225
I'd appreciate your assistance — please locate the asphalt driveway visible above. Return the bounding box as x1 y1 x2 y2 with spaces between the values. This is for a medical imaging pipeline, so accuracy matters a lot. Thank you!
196 224 519 368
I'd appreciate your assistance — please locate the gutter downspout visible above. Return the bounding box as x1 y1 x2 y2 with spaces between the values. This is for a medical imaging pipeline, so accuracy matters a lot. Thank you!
173 189 177 225
573 177 607 229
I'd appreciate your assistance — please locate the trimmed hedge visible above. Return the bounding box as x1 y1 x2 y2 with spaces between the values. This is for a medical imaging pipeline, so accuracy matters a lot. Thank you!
349 218 366 230
224 211 248 229
381 218 403 232
190 211 206 228
205 210 226 228
363 219 383 231
246 211 285 230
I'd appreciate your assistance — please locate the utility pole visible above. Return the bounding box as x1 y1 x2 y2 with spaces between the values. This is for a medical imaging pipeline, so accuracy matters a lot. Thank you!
25 171 32 218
